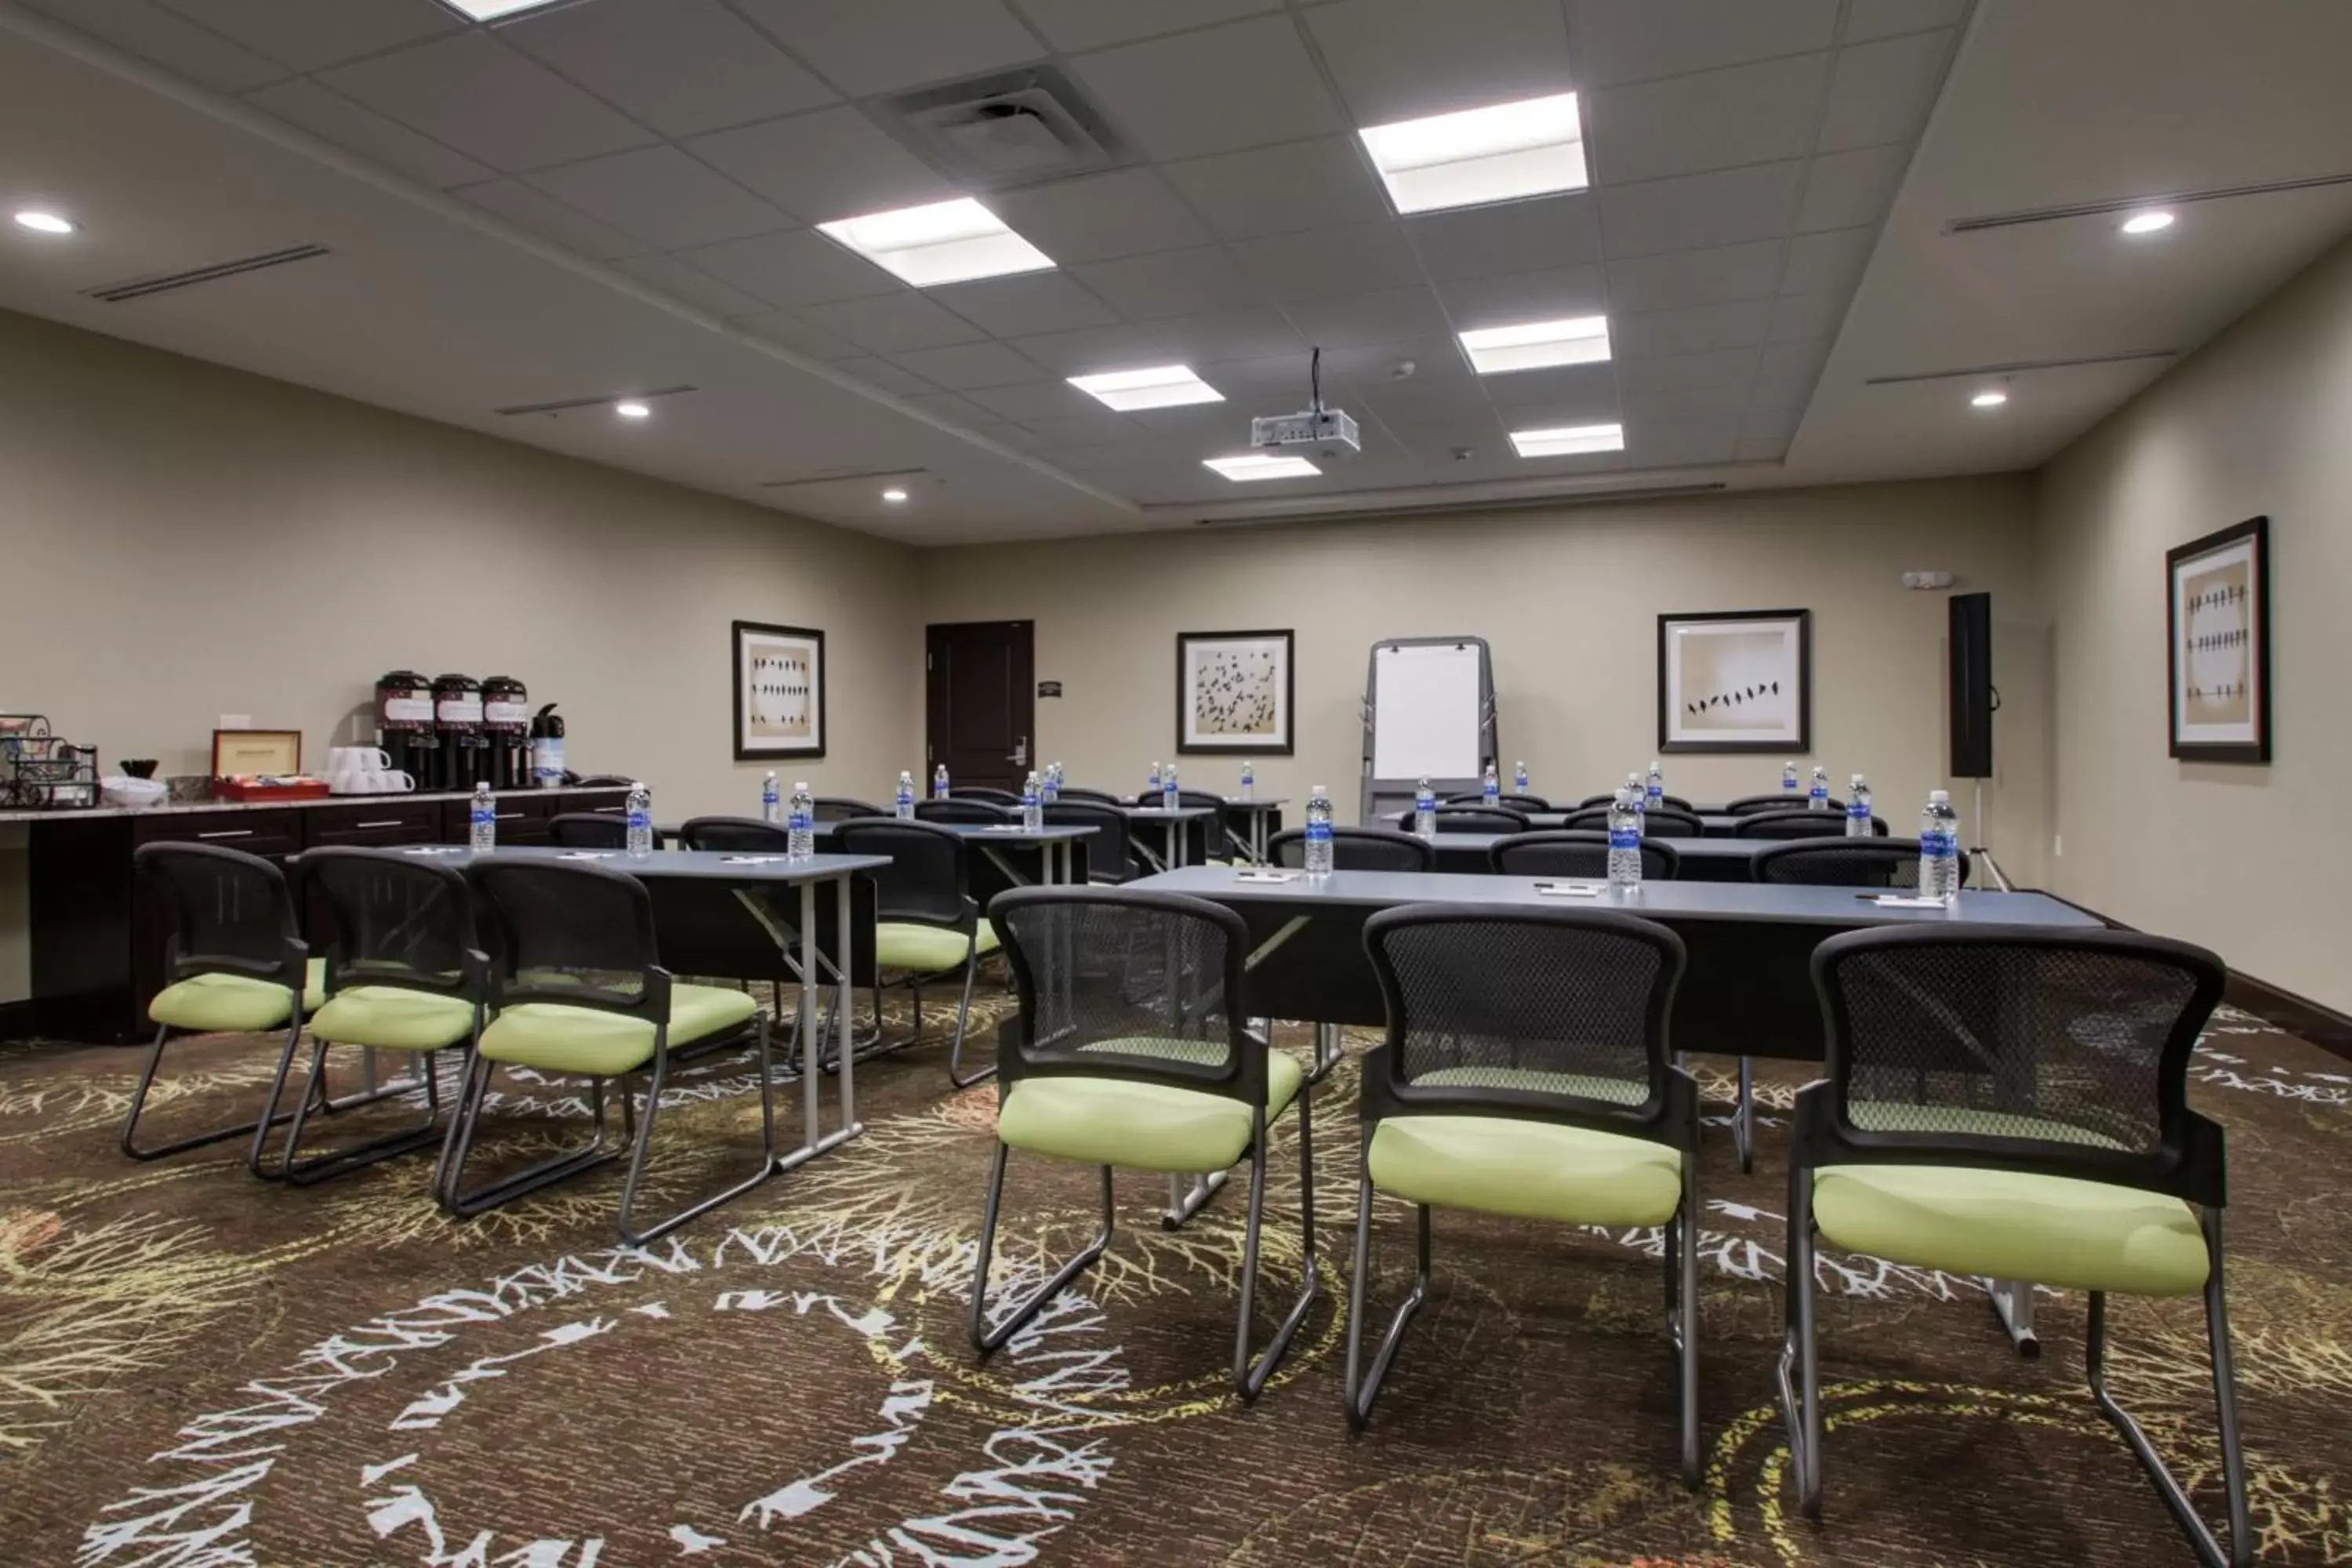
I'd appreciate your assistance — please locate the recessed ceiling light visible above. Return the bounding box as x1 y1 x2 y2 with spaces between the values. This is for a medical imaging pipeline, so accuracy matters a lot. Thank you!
2120 210 2176 236
1970 390 2009 408
881 488 909 503
1358 93 1587 216
1458 315 1610 375
1203 454 1319 482
12 210 76 235
614 401 652 420
437 0 567 20
1069 365 1224 412
817 197 1053 288
1508 423 1624 458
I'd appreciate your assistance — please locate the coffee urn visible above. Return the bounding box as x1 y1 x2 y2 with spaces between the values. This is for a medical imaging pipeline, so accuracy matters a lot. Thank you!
375 670 436 782
481 675 531 790
529 702 566 789
430 673 485 791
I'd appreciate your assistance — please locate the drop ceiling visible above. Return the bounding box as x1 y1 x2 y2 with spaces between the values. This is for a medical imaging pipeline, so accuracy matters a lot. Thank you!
0 0 2347 543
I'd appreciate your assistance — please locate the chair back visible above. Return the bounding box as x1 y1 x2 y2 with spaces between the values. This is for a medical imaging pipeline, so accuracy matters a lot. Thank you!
1806 925 2228 1203
1423 804 1530 834
677 815 793 852
1490 830 1680 880
1725 793 1808 816
1735 808 1871 840
1052 786 1122 805
1132 790 1224 863
1269 826 1435 872
1561 805 1704 839
833 818 973 928
814 797 884 822
1577 792 1695 813
299 847 479 998
1362 903 1690 1143
134 841 305 989
1446 792 1548 811
465 858 666 1019
548 812 629 849
1753 837 1970 889
917 797 1014 826
989 885 1264 1105
1045 800 1139 882
953 786 1022 805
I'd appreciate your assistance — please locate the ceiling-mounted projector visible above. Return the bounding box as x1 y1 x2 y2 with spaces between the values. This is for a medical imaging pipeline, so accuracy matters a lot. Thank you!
1250 347 1361 459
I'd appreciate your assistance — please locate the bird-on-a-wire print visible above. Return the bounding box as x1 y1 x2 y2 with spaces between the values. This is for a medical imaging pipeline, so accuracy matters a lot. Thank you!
749 646 812 739
1193 645 1280 736
1687 679 1781 717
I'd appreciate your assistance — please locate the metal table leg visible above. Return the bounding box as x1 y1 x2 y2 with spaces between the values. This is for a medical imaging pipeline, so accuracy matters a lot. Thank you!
774 872 862 1174
1991 1277 2041 1357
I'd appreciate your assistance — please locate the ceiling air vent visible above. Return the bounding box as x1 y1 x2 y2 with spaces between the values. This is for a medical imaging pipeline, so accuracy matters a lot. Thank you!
884 66 1123 187
85 243 330 303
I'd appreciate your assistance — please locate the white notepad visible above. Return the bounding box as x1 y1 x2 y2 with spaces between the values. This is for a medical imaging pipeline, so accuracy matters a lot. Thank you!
1533 881 1606 898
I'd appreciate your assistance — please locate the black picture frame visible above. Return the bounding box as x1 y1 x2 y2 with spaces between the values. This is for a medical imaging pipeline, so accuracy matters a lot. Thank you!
2166 515 2270 764
731 620 826 760
1175 629 1295 755
1656 608 1813 755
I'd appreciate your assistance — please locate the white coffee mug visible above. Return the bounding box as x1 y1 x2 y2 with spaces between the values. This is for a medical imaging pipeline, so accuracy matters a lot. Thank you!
362 768 414 793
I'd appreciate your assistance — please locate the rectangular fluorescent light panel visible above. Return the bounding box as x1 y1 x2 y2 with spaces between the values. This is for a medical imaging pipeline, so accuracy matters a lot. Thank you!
1069 365 1224 412
1204 454 1319 481
1359 93 1586 215
1459 314 1610 375
1509 423 1624 457
817 198 1054 287
440 0 566 19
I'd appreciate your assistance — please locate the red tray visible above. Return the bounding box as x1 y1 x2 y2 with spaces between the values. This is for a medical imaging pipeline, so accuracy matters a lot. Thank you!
213 778 331 802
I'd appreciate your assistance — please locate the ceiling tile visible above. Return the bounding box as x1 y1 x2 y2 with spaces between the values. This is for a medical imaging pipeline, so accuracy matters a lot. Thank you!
731 310 866 361
1845 0 1967 44
26 0 284 90
1383 410 1515 465
966 380 1101 421
1436 265 1609 330
155 0 456 72
1588 53 1829 185
1283 285 1453 348
1778 226 1877 296
1121 399 1245 441
1756 336 1831 382
1741 402 1804 442
729 0 1041 97
245 78 492 188
1403 194 1601 281
1071 245 1265 320
987 169 1212 265
687 107 957 225
1624 416 1741 466
1745 376 1813 417
1817 29 1953 153
929 272 1118 337
1618 346 1759 393
1476 360 1618 419
899 389 1004 427
451 178 646 260
1193 349 1334 402
319 33 656 173
887 340 1049 390
1006 322 1174 375
501 0 835 138
1794 143 1911 231
1733 436 1789 462
1015 412 1149 449
1599 162 1804 257
528 147 791 249
1163 137 1387 239
671 228 899 310
1229 222 1426 300
1613 297 1774 356
1305 0 1572 125
833 356 939 397
1067 15 1346 161
798 292 991 354
607 252 774 318
1621 381 1752 419
1766 290 1849 343
1566 0 1838 87
1014 0 1278 53
1149 307 1307 364
1604 239 1784 311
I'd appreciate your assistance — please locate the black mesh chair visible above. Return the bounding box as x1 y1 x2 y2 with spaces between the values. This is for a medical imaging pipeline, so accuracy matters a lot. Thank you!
441 858 773 1244
971 886 1317 1400
1052 786 1123 805
1350 905 1700 1481
1490 829 1681 880
833 818 998 1085
1753 837 1970 889
1406 805 1530 835
1130 789 1227 869
1725 793 1808 815
1446 791 1550 811
269 848 489 1185
1782 927 2245 1563
814 797 884 822
917 797 1014 826
549 812 631 849
1046 800 1142 883
1269 826 1435 872
1559 806 1707 840
1736 808 1882 839
1577 792 1695 812
674 816 851 1043
952 786 1023 806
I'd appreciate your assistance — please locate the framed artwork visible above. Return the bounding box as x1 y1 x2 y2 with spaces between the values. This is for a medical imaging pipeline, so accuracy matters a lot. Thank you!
1657 608 1812 754
731 621 826 760
1177 629 1294 754
2167 515 2270 763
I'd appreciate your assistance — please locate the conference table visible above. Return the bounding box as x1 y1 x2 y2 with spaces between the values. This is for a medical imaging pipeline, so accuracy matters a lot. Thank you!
1110 804 1222 872
1412 830 1773 880
1399 809 1751 837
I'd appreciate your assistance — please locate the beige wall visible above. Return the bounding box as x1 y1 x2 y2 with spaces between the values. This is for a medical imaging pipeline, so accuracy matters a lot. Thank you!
920 475 2053 884
2039 234 2352 1011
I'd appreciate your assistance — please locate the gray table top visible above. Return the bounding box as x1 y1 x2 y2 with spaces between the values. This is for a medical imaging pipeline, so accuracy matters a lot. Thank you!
1112 804 1221 821
1128 865 2099 928
1424 831 1766 862
820 821 1091 843
402 846 889 882
1220 797 1287 811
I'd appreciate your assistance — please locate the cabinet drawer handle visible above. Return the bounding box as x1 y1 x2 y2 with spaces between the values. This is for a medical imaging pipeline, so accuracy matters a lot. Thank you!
197 829 253 840
354 819 405 829
495 811 525 820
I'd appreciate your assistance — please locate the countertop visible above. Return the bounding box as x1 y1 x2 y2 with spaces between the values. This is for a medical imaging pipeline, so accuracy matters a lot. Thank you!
0 785 625 826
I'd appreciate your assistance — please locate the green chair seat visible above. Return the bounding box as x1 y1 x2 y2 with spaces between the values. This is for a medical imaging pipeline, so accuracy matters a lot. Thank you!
148 958 327 1033
1415 1064 1647 1105
1367 1113 1683 1225
310 986 480 1052
997 1043 1302 1173
1813 1163 2209 1297
477 984 757 1077
874 920 998 972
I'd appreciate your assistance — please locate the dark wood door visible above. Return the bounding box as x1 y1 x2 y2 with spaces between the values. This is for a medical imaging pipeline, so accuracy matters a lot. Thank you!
927 620 1034 793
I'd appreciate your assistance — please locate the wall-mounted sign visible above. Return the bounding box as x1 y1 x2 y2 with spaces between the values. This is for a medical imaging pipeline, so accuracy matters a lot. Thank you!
1037 681 1063 699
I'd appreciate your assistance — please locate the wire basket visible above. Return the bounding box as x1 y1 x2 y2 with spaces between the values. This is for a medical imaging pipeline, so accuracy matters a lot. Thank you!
1 715 100 810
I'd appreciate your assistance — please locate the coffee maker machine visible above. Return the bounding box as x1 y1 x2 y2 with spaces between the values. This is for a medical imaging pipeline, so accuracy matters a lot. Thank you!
375 670 436 783
431 673 485 792
481 675 531 790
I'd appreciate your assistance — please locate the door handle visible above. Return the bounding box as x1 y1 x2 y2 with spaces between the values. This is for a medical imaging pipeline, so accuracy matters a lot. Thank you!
1008 735 1029 765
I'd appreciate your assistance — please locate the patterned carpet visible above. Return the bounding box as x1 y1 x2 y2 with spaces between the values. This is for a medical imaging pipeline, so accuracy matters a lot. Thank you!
2 991 2348 1566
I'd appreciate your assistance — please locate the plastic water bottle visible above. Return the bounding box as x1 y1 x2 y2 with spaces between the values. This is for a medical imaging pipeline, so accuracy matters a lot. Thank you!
1646 759 1664 808
1513 760 1530 793
1846 775 1873 837
624 781 652 856
1239 760 1254 801
1043 762 1061 804
1022 770 1044 832
896 771 916 819
1161 760 1180 811
1608 786 1642 891
468 782 495 851
760 770 780 824
932 763 949 800
1809 766 1831 811
1482 762 1500 804
1148 760 1162 800
1624 771 1647 837
1414 775 1436 838
1304 786 1334 877
1919 789 1961 904
1783 760 1799 795
786 782 814 859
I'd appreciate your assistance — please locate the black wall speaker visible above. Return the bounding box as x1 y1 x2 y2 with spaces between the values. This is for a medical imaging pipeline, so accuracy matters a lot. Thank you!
1948 591 1995 779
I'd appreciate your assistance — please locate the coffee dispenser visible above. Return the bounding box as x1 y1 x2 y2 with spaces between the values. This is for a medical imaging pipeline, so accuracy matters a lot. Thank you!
481 675 531 790
431 673 485 791
375 670 436 782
